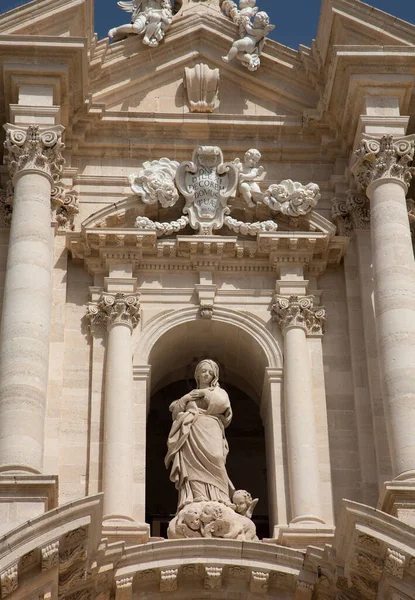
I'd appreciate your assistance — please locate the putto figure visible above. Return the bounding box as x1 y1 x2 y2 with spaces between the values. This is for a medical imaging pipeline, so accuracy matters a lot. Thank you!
233 148 266 207
222 1 275 71
108 0 173 47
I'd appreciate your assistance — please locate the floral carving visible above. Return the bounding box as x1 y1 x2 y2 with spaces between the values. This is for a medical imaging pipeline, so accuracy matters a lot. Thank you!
51 185 79 230
4 125 65 181
272 295 326 336
160 569 178 592
129 158 180 208
250 571 269 594
352 135 415 191
86 293 140 332
41 541 60 571
263 180 321 216
0 183 13 228
108 0 172 46
0 564 18 598
350 574 377 600
204 567 223 590
385 548 406 579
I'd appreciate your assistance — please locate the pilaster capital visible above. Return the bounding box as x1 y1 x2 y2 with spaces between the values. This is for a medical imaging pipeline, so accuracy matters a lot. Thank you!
3 124 65 183
332 193 370 236
352 135 415 192
272 295 326 336
86 293 140 333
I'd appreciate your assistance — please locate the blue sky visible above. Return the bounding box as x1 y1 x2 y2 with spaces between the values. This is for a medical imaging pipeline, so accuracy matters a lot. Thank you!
1 0 415 50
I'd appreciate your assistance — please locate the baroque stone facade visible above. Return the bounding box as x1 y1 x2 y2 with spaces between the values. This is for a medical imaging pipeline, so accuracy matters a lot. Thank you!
0 0 415 599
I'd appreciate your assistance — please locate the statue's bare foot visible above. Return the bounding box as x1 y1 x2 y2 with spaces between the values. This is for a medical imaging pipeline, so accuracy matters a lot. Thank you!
222 56 230 62
108 27 117 40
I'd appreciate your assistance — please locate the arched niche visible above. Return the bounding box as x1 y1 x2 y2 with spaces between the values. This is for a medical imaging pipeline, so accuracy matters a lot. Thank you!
136 312 284 538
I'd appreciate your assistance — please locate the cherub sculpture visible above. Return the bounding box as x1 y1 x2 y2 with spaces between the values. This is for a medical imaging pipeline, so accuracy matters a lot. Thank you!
233 148 266 207
108 0 173 47
222 6 275 71
232 490 259 519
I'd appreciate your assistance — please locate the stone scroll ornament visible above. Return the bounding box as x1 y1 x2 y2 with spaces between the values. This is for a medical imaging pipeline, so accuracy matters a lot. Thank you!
222 0 275 71
108 0 173 46
165 359 259 541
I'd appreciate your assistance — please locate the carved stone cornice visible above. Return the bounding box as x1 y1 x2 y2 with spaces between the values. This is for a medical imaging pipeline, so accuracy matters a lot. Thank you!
3 124 65 182
86 293 140 333
352 135 415 192
332 193 370 237
272 295 326 336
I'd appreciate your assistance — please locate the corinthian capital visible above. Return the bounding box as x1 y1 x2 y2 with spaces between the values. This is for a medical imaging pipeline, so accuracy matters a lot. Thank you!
3 124 65 182
272 295 326 336
352 135 415 192
86 293 140 333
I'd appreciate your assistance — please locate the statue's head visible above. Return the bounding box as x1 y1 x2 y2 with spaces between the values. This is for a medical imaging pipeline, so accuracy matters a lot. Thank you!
182 506 201 531
195 359 220 388
254 11 269 27
244 148 261 166
233 490 252 514
200 503 223 524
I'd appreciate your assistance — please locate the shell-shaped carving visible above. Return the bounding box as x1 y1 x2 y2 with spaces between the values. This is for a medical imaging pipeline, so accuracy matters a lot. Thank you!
184 64 219 113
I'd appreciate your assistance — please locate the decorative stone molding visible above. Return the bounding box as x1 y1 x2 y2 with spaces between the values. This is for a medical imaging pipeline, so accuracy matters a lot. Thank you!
58 566 88 595
86 293 140 333
41 541 60 571
0 564 18 598
385 548 406 579
108 0 173 46
129 158 180 208
352 135 415 192
272 295 326 336
349 574 377 600
222 1 275 71
263 180 321 216
332 193 370 236
204 566 223 590
295 580 314 600
59 546 88 574
250 570 269 594
184 64 219 113
4 124 65 182
350 552 383 581
160 568 178 592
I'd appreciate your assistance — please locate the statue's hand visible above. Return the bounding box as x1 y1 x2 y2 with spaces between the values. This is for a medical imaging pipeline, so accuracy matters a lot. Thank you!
189 390 205 400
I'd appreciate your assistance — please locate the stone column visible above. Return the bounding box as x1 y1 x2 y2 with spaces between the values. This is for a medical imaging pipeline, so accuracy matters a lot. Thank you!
0 124 64 473
272 295 326 524
352 135 415 480
87 293 140 525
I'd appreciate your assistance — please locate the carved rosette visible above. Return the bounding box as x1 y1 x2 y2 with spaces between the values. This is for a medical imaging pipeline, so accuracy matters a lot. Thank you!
86 293 140 333
352 135 415 192
272 295 326 336
332 193 370 236
4 124 65 182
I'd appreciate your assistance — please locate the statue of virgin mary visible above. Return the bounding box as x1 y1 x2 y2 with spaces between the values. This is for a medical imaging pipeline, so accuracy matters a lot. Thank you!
165 359 235 511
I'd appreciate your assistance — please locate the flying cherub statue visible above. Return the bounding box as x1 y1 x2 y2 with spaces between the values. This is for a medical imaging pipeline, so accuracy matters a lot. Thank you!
108 0 173 47
222 7 275 71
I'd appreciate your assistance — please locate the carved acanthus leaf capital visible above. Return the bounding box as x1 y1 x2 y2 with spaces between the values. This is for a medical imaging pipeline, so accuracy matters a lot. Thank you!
332 193 370 236
352 135 415 192
4 124 65 182
86 293 140 333
272 295 326 336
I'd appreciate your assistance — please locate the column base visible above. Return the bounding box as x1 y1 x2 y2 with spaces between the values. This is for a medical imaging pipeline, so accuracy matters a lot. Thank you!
269 522 335 550
378 480 415 526
0 474 58 536
102 518 150 546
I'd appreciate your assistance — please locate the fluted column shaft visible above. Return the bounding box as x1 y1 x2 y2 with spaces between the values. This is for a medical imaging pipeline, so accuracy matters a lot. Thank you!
353 135 415 479
0 125 64 473
273 296 326 524
87 293 140 522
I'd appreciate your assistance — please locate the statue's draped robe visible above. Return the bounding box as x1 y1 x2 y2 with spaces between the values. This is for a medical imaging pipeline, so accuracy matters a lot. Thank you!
165 387 234 510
